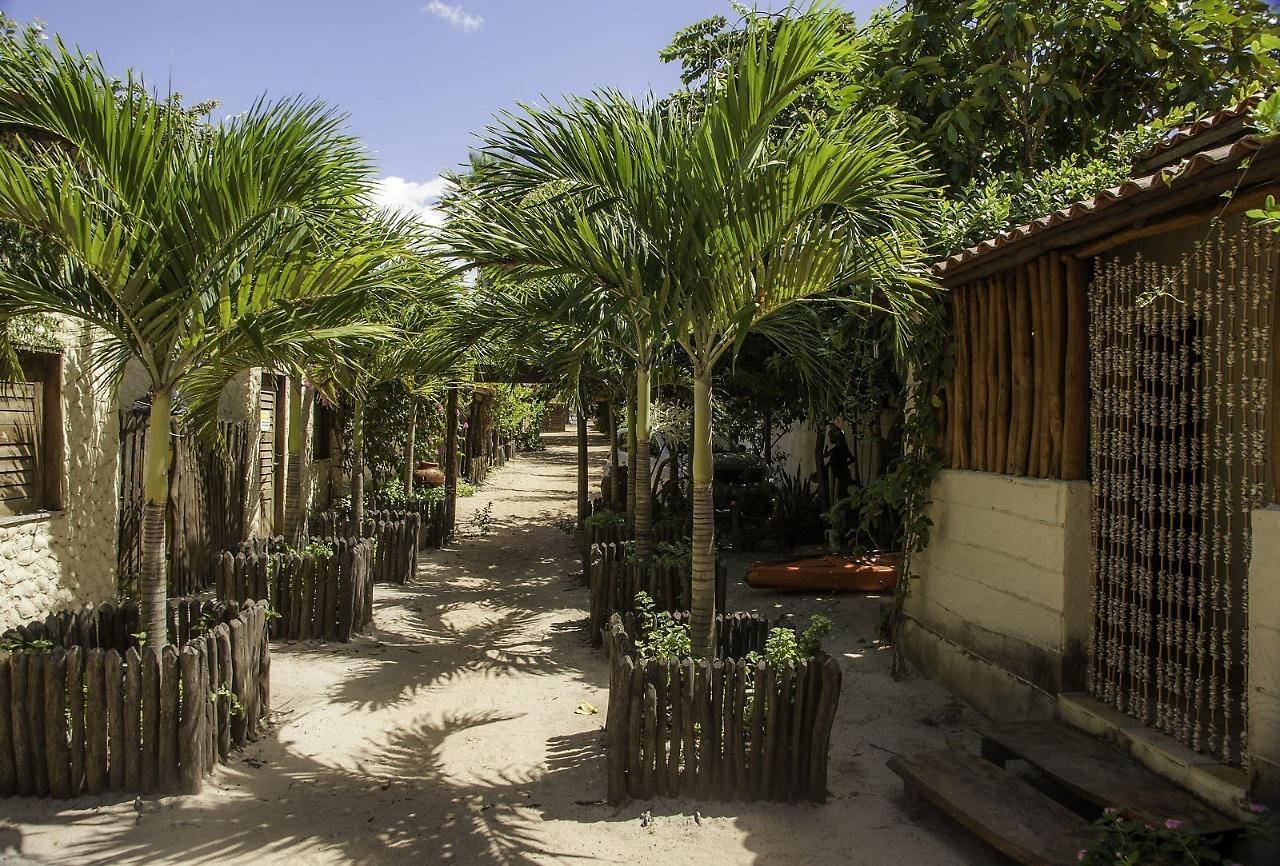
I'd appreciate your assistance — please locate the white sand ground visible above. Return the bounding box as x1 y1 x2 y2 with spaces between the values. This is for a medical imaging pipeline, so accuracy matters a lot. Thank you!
0 429 1001 865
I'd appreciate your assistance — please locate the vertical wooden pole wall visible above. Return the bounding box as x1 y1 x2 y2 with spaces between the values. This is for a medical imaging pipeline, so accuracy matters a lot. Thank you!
943 254 1089 480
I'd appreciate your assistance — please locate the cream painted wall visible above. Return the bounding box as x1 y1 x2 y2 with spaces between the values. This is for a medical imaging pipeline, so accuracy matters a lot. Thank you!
1248 505 1280 800
0 323 120 631
904 470 1092 715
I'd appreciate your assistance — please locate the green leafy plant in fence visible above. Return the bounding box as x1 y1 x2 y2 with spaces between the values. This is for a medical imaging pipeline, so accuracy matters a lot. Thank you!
585 509 626 530
210 682 245 718
626 540 691 568
632 591 692 661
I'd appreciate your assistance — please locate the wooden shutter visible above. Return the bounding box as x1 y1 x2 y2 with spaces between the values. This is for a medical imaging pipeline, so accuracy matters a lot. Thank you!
0 378 42 516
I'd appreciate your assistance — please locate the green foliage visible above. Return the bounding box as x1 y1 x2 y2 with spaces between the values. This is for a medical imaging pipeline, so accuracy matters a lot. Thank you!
770 470 825 549
489 383 548 451
632 591 692 660
745 613 831 669
1247 91 1280 228
1077 808 1221 866
584 509 626 530
210 682 246 718
469 501 495 536
296 540 335 559
933 121 1176 255
797 614 832 657
627 540 691 568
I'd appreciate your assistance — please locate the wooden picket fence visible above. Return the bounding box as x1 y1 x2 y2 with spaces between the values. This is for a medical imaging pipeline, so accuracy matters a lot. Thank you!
0 598 270 798
308 510 420 585
366 495 450 550
214 538 374 641
588 542 728 646
605 613 841 805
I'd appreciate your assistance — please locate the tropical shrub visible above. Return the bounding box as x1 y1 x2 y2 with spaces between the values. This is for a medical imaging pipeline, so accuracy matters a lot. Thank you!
1077 809 1223 866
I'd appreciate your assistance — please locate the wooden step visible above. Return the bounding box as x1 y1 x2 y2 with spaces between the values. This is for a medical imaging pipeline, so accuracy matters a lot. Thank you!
981 721 1239 836
887 749 1093 866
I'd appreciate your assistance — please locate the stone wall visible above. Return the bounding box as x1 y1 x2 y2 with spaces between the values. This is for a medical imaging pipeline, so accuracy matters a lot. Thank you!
0 323 120 630
903 469 1092 720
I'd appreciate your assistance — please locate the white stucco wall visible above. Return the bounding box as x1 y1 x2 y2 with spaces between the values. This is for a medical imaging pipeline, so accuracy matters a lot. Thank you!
904 469 1092 717
0 324 120 631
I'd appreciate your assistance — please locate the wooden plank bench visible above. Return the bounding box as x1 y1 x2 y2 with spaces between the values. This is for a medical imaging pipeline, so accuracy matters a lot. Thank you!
888 748 1093 866
980 721 1239 836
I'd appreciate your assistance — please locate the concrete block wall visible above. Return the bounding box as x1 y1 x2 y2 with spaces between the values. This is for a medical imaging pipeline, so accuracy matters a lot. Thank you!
904 469 1092 719
0 324 120 630
1249 505 1280 803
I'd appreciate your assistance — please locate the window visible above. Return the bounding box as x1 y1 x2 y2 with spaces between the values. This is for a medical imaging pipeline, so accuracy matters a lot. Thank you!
0 353 63 517
313 402 333 460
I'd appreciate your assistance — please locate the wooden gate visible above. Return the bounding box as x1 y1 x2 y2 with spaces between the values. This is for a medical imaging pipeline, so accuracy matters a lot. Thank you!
1087 220 1274 766
118 408 251 597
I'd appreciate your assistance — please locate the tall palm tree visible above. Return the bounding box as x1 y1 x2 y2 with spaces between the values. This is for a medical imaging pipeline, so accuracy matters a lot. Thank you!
447 10 934 656
0 34 406 645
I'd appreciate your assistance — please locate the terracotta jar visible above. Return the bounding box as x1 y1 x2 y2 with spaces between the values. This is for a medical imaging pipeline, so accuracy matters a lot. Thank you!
414 460 446 488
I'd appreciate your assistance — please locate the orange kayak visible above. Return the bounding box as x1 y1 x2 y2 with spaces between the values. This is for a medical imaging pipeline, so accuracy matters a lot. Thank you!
745 553 900 592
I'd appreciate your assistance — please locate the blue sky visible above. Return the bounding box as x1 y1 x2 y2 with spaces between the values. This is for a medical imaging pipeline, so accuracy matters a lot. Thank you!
4 1 882 220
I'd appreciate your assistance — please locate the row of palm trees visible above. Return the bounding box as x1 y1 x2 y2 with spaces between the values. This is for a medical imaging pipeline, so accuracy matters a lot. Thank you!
0 12 934 659
0 30 464 646
438 10 935 657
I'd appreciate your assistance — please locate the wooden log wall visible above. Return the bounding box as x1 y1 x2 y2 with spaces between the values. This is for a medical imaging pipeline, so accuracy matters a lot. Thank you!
589 542 729 647
215 538 374 641
0 598 269 798
943 253 1090 480
307 510 421 585
604 614 841 805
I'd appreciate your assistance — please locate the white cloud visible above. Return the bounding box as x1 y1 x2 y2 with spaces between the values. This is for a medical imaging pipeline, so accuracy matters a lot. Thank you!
373 175 452 228
423 1 483 33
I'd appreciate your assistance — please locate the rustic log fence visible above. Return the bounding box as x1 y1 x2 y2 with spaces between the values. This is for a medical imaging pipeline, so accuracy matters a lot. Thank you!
366 495 450 550
214 538 374 641
605 613 841 804
589 542 728 646
0 598 269 798
308 510 420 585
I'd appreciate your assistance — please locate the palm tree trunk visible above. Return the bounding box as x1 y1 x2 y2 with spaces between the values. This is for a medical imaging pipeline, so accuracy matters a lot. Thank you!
576 380 589 531
141 386 173 648
284 378 306 547
626 398 637 532
404 395 417 492
632 362 654 556
608 401 621 510
690 367 717 658
351 400 365 528
444 386 459 538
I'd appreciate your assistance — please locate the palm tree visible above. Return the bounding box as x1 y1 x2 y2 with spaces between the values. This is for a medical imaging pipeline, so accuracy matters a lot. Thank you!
439 161 667 555
446 11 933 656
0 33 407 645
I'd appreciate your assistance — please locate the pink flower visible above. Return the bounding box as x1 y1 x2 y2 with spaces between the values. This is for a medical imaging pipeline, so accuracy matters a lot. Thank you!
1164 819 1183 830
1249 802 1267 813
1103 807 1119 815
1076 850 1087 861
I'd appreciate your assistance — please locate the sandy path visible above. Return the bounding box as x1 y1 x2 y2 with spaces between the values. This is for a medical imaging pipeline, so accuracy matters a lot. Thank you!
1 430 999 865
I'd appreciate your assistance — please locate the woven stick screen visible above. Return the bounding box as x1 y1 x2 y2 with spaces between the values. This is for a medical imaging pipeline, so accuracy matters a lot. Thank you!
1087 219 1275 767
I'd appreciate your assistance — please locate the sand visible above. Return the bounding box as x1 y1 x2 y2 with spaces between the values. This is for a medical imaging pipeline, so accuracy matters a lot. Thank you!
0 429 999 865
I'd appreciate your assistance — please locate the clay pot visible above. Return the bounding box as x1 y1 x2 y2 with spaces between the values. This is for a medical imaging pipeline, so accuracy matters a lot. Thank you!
414 460 446 488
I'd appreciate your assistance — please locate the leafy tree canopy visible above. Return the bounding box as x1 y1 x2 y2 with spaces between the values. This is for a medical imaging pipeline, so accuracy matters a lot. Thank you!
662 1 1280 189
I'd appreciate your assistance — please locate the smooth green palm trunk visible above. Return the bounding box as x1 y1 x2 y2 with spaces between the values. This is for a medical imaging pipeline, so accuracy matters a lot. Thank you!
689 368 716 658
351 401 366 526
284 378 308 548
632 363 653 556
626 399 637 531
141 386 173 647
